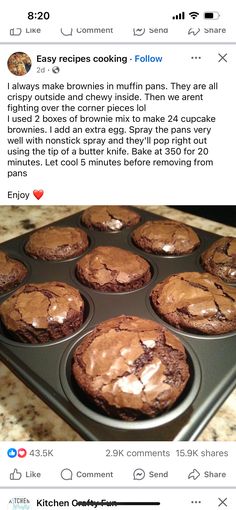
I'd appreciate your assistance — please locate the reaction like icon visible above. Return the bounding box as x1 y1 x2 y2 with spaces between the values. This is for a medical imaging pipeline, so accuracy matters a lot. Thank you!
10 468 22 480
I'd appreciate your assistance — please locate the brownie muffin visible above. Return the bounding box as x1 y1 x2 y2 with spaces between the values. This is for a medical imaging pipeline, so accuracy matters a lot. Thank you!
0 251 28 294
0 281 84 344
201 237 236 283
72 315 190 420
25 226 89 261
151 272 236 335
81 206 140 231
76 246 151 292
132 219 200 255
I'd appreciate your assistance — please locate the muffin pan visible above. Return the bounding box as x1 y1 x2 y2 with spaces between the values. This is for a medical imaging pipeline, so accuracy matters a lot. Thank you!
0 207 235 441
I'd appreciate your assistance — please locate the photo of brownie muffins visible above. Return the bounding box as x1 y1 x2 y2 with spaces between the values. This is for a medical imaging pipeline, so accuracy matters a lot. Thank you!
25 226 89 261
151 272 236 335
81 206 140 231
201 237 236 283
76 246 151 292
7 52 32 76
0 251 28 294
72 315 190 420
0 281 84 344
132 219 200 255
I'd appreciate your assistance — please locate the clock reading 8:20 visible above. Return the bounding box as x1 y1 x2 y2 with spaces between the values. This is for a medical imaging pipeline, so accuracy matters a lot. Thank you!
28 12 50 20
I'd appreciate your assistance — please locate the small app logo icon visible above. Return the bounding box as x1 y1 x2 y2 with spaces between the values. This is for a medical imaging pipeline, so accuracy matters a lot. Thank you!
7 448 17 458
18 448 27 458
8 497 31 510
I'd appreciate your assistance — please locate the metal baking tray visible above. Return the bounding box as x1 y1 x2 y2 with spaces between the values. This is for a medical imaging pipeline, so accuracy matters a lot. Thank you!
0 207 235 441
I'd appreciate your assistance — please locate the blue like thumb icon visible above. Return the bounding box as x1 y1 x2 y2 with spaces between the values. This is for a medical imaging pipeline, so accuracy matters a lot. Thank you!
7 448 17 458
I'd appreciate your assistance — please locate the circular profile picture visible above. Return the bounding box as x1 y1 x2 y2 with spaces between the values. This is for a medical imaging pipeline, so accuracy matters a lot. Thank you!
7 52 32 76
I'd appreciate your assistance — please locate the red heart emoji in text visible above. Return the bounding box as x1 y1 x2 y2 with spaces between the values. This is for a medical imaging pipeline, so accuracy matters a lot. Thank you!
33 189 44 200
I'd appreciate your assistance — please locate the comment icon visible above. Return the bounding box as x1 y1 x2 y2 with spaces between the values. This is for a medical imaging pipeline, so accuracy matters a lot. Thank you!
61 468 73 480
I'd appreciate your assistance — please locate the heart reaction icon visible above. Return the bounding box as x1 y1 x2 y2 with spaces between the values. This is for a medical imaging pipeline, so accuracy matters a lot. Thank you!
33 189 44 200
18 448 27 458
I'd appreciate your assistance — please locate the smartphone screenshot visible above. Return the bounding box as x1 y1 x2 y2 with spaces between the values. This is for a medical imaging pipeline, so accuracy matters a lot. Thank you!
0 1 235 509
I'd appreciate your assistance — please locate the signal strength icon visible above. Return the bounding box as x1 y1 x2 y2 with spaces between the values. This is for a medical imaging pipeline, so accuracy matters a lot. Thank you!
189 11 199 19
172 12 185 20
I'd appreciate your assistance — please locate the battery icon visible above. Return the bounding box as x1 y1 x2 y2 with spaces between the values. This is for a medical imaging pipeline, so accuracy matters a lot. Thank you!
204 11 220 19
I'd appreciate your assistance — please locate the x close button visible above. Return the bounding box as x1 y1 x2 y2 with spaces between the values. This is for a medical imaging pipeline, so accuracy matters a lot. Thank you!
218 53 228 62
218 497 228 507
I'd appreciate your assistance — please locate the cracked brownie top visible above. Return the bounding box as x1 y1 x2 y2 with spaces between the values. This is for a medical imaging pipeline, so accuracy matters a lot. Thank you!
72 315 190 420
132 219 200 255
76 246 151 292
201 237 236 283
25 226 89 261
0 281 84 343
151 272 236 335
0 250 28 294
81 206 140 231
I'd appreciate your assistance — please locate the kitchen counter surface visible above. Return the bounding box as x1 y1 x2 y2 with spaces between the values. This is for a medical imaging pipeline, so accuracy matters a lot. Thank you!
0 205 235 441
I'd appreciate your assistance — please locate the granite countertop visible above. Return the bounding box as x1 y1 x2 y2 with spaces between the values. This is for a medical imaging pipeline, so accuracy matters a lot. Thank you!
0 205 235 441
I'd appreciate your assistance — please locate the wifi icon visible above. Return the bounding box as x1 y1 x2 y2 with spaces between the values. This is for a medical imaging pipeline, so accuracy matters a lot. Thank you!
189 11 199 19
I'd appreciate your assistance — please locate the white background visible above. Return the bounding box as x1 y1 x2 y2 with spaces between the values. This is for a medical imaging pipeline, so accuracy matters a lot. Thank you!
0 1 235 204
